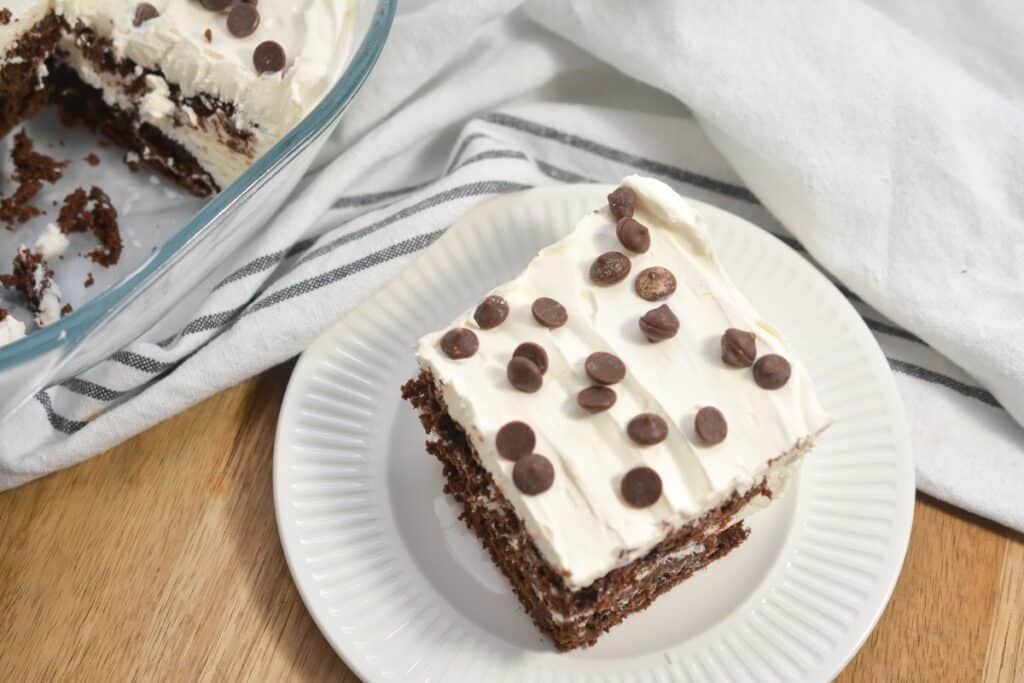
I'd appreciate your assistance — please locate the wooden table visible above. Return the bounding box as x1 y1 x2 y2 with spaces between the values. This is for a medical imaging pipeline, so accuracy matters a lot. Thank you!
1 362 1021 682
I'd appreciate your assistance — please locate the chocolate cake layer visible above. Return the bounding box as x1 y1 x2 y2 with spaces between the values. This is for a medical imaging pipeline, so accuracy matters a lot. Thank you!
403 371 761 650
50 64 219 197
0 13 62 139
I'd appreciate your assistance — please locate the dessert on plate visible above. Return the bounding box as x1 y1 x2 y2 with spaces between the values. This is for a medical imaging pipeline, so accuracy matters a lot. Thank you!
0 0 359 196
402 176 831 650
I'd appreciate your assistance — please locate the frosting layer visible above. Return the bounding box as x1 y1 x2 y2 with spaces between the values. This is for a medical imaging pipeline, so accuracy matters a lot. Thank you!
418 176 830 589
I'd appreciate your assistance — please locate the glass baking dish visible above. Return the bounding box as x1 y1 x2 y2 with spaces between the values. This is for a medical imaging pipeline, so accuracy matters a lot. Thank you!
0 0 396 418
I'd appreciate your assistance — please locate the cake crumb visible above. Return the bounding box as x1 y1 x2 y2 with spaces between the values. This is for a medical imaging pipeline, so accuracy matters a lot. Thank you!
0 131 68 227
0 248 65 325
84 272 94 288
57 186 122 267
0 9 11 25
204 28 212 42
0 181 43 225
84 152 101 166
12 130 68 184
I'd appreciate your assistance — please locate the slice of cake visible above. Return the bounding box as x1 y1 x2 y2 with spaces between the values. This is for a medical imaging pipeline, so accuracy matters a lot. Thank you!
402 176 831 650
0 1 360 195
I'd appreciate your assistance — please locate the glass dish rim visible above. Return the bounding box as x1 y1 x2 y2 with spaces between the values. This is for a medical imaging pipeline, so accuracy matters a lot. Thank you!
0 0 397 371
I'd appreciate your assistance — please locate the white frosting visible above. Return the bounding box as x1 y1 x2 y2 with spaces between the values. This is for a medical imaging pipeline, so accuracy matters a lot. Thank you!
34 223 68 259
417 176 831 589
55 0 360 136
0 311 27 347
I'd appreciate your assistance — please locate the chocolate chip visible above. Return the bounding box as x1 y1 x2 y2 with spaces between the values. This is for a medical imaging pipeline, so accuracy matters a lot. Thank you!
474 295 509 329
133 3 159 26
496 421 535 461
513 453 555 495
577 386 616 413
507 356 543 392
513 342 548 374
638 304 679 342
721 328 756 368
627 413 668 446
695 406 728 445
616 217 650 253
589 251 631 286
585 352 626 385
253 40 286 74
439 328 478 359
200 0 232 10
753 354 791 389
607 185 636 220
635 267 676 301
532 297 567 328
621 466 662 508
227 2 260 37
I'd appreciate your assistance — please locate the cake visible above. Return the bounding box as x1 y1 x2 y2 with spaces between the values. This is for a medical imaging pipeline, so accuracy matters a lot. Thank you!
402 176 831 650
0 0 359 196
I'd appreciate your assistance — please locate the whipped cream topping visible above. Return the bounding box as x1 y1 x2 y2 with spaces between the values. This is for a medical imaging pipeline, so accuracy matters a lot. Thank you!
55 0 360 136
34 223 68 260
417 176 830 589
0 310 27 347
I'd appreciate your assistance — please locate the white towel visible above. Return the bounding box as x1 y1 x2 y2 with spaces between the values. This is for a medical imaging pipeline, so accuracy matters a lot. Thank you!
2 0 1022 531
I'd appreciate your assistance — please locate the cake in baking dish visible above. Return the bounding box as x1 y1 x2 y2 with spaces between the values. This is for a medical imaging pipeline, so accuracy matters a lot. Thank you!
402 175 831 650
0 0 359 196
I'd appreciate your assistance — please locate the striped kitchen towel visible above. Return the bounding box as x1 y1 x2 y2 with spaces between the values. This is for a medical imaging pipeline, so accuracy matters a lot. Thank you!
2 0 1021 531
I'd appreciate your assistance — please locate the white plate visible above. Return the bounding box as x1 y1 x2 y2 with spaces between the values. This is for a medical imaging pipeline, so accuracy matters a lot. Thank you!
274 185 915 682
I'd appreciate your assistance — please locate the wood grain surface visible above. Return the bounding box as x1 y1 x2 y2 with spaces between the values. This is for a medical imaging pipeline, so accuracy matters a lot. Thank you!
1 362 1021 682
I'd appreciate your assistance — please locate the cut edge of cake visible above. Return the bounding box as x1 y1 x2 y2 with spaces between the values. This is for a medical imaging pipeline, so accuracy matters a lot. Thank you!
404 369 785 650
0 1 360 196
